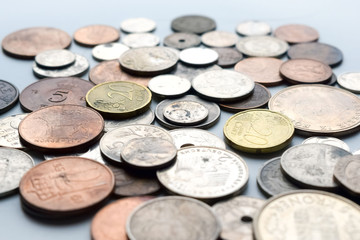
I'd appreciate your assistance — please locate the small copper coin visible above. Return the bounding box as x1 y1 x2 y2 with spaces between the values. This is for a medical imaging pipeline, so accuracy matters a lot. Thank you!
74 24 120 47
19 77 94 112
2 27 71 59
274 24 319 44
0 80 19 113
334 155 360 197
212 48 243 68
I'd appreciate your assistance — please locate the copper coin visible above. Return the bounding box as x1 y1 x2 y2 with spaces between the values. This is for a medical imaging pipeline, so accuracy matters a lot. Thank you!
234 57 283 86
89 60 150 86
274 24 319 44
19 156 114 215
91 196 154 240
2 27 71 59
334 155 360 197
0 80 19 113
19 77 94 112
279 59 332 84
74 24 120 47
19 105 104 152
212 48 243 68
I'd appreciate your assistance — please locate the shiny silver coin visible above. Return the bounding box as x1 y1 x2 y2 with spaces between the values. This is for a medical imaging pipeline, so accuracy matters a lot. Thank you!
201 31 238 48
92 43 129 61
236 36 289 57
148 74 191 98
164 32 201 50
122 33 160 48
192 69 255 102
236 20 272 36
126 196 221 240
179 47 218 66
0 114 27 149
170 128 226 149
171 15 216 34
120 17 156 33
302 136 350 152
334 154 360 196
33 54 89 78
212 48 243 68
35 49 75 69
337 72 360 93
172 62 222 82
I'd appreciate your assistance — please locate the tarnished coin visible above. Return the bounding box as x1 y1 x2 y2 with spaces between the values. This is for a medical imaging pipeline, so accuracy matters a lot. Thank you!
302 136 350 152
236 21 271 36
92 43 129 61
236 36 289 57
74 24 119 47
257 157 299 197
2 27 71 59
20 77 94 112
201 31 238 48
224 109 294 153
0 148 34 197
19 105 104 152
0 114 27 149
35 49 75 69
148 74 191 98
274 24 319 44
171 15 216 34
234 57 283 86
281 143 351 190
0 80 19 113
170 128 226 149
33 54 89 78
268 85 360 136
86 81 151 119
119 47 178 76
337 72 360 93
254 190 360 240
212 48 243 68
334 155 360 196
212 196 265 240
179 47 218 66
157 147 248 199
122 33 160 48
164 32 201 50
120 18 156 33
172 62 222 81
287 42 343 67
192 70 255 102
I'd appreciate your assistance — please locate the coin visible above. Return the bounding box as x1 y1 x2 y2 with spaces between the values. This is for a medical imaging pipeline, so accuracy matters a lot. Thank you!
287 42 343 67
268 85 360 136
328 73 337 85
224 109 294 153
19 105 104 152
35 49 75 69
302 136 350 152
170 128 225 149
0 148 34 197
280 59 332 84
73 24 119 47
122 33 160 48
0 80 19 113
234 57 283 86
120 18 156 33
172 62 222 81
257 157 299 197
86 81 151 119
334 155 360 196
0 114 27 149
119 47 178 76
236 36 289 57
281 143 351 190
337 72 360 93
179 47 218 66
236 20 271 36
201 31 238 48
219 83 271 112
212 196 265 240
32 54 89 78
171 15 216 34
20 77 94 112
2 27 71 59
148 74 191 98
212 48 243 68
192 70 255 102
274 24 319 44
164 32 201 49
92 43 129 61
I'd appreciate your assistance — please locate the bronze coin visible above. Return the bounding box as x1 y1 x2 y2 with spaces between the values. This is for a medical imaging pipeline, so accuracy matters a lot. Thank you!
234 57 283 86
212 48 243 68
280 59 332 84
2 27 71 59
74 25 120 47
89 60 150 86
19 105 104 152
274 24 319 44
19 77 94 112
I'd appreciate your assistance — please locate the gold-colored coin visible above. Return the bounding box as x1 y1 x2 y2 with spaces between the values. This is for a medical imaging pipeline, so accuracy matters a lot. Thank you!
223 109 294 153
86 81 151 119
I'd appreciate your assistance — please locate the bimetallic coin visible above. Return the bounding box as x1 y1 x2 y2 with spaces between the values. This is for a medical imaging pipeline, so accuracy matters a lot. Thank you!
302 136 350 152
148 74 191 98
274 24 319 44
201 31 238 48
170 128 226 149
337 72 360 93
0 114 27 149
35 49 75 69
92 43 129 61
171 15 216 34
157 146 249 199
74 24 119 47
172 62 222 82
224 109 294 153
179 47 218 66
212 48 243 68
164 32 201 50
334 155 360 196
0 80 19 113
236 21 271 36
120 18 156 33
236 36 289 57
122 33 160 48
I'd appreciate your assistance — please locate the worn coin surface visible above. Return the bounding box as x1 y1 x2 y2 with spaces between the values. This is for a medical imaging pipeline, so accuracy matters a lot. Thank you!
172 62 222 81
201 31 238 48
164 32 201 49
302 136 350 152
334 154 360 196
236 21 271 36
35 49 75 69
179 47 218 66
0 80 19 113
212 48 243 68
92 43 129 61
337 72 360 93
274 24 319 44
0 114 27 149
171 15 216 34
120 18 156 33
236 36 289 57
148 74 191 98
122 33 160 48
74 24 119 47
170 128 226 149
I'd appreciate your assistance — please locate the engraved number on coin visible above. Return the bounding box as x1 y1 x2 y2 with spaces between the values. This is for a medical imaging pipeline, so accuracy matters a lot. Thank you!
48 90 69 103
242 121 271 145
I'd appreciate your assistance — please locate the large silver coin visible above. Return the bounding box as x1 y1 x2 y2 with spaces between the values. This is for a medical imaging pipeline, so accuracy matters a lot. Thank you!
281 143 351 190
337 72 360 93
122 33 160 48
179 47 218 66
127 196 221 240
236 21 272 36
201 31 238 48
157 146 249 199
192 70 255 102
302 136 350 152
172 62 222 82
0 114 27 149
164 32 201 50
170 128 226 149
92 43 129 61
236 36 289 57
334 154 360 196
148 74 191 98
0 148 34 197
120 18 156 33
171 15 216 34
35 49 75 69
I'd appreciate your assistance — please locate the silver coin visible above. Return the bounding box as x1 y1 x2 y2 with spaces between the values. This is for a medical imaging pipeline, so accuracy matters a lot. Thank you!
170 128 226 149
164 32 201 50
179 47 218 66
302 136 350 152
337 72 360 93
100 124 173 164
192 70 255 102
236 21 272 36
212 47 243 68
35 49 75 69
120 18 156 33
148 74 191 98
0 147 34 197
156 95 221 129
157 146 249 199
353 149 360 155
236 36 289 57
126 196 221 240
172 62 222 82
281 143 351 190
122 33 160 48
171 15 216 34
334 154 360 196
0 114 27 149
92 43 129 61
33 54 89 78
201 31 238 48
